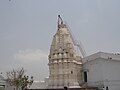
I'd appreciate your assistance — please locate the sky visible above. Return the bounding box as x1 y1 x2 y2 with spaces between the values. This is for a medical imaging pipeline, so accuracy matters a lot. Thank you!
0 0 120 81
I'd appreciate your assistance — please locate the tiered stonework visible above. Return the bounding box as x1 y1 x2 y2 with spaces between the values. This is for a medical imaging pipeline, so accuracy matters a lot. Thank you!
48 16 82 89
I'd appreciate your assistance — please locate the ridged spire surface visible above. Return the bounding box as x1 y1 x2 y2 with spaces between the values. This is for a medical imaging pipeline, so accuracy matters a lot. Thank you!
48 15 82 89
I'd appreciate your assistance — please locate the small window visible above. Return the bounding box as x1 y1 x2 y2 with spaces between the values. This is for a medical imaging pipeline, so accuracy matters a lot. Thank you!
106 86 109 90
84 71 87 82
64 86 68 90
71 71 73 74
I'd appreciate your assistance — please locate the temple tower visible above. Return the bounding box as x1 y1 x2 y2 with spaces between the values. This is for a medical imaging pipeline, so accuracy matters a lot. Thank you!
48 15 82 88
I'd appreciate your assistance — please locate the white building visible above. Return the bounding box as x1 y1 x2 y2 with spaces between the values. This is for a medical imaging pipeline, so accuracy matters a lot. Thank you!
0 74 14 90
83 52 120 90
0 75 6 90
29 77 49 89
29 81 46 89
48 15 82 88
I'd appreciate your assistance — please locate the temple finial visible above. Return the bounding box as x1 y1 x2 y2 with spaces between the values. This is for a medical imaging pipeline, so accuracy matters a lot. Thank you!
58 15 63 25
57 15 67 29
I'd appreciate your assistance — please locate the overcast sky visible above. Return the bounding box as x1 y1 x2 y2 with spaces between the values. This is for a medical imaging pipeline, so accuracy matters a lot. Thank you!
0 0 120 81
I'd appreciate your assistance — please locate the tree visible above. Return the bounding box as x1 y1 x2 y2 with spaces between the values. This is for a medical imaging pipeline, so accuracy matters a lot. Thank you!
6 68 33 90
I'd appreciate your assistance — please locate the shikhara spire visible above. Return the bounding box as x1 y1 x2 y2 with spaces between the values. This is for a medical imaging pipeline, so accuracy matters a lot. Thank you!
48 15 82 88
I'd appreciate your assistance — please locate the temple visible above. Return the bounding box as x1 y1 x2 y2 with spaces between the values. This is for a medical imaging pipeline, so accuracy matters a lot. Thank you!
48 15 83 88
